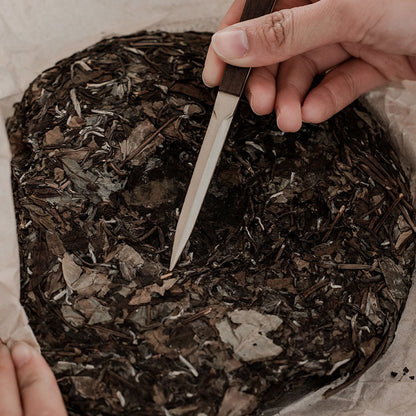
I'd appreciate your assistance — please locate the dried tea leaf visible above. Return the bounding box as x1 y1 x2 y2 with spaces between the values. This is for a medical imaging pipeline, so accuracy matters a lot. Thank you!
115 244 144 281
62 158 98 195
44 126 64 146
119 119 164 166
74 270 110 297
152 384 167 406
61 305 85 327
128 301 181 328
70 88 82 117
365 290 384 326
266 279 297 294
395 230 413 251
68 116 86 128
144 327 176 357
293 257 310 271
45 231 65 257
54 361 90 375
129 278 178 305
123 178 177 209
216 310 283 362
116 244 144 267
62 252 82 290
380 257 409 300
75 298 112 325
360 337 381 359
218 387 258 416
71 377 100 399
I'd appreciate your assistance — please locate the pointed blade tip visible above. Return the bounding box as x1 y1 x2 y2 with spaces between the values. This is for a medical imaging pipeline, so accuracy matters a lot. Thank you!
169 259 175 272
170 227 190 271
169 250 180 271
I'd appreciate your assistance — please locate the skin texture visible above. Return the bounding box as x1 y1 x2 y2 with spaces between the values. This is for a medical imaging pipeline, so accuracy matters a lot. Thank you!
0 342 67 416
202 0 416 132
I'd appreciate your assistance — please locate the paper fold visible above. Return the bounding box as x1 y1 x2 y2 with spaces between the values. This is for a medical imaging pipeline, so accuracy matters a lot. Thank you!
0 116 37 348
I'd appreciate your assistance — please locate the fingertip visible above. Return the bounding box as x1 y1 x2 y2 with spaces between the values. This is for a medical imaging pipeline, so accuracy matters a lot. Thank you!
301 105 320 123
246 66 277 116
249 92 274 116
276 105 303 132
201 62 223 88
202 72 215 88
202 45 225 88
11 342 34 369
302 94 329 124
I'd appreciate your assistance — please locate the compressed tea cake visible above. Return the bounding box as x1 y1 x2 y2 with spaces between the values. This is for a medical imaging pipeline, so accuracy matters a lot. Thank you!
7 32 416 416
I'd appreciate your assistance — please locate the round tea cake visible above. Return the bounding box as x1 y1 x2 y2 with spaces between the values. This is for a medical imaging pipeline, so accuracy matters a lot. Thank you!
7 32 416 416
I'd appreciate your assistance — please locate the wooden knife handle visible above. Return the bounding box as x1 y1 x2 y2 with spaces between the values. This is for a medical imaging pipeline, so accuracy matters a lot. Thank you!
219 0 277 97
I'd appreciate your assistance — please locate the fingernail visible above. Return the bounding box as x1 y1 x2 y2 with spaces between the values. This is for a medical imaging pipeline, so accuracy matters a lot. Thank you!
247 91 260 116
11 342 33 368
276 110 283 130
202 72 215 88
212 29 248 59
246 89 253 105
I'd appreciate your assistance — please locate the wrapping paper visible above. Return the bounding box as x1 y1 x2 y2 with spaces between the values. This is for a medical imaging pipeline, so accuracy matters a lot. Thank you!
1 1 415 414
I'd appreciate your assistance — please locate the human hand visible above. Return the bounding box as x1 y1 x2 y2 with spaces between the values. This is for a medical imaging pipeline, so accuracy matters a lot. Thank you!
203 0 416 132
0 342 67 416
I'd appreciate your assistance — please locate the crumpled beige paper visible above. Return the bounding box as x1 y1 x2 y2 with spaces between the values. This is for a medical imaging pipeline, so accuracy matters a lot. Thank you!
1 1 416 415
0 115 37 348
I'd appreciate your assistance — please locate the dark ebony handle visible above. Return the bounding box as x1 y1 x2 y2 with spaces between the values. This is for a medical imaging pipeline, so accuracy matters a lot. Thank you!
219 0 277 97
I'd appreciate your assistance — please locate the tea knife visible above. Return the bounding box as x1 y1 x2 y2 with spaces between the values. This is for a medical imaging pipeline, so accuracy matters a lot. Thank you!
170 0 277 270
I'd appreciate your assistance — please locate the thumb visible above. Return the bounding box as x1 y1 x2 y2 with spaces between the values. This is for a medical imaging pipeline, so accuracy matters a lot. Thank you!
211 0 358 67
11 342 68 416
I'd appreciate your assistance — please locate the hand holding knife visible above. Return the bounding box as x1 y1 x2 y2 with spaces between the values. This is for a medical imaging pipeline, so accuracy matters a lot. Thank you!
170 0 277 270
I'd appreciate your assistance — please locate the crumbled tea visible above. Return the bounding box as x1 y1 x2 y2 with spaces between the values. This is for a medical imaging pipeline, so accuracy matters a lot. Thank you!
7 31 416 416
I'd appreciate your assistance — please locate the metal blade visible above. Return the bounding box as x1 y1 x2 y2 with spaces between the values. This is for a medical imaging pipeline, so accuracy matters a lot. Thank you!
170 91 240 270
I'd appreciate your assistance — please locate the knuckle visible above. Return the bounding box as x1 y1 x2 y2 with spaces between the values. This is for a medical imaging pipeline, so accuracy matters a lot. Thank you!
298 55 319 78
285 81 303 100
19 372 43 392
260 10 294 50
320 83 339 116
339 70 357 99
